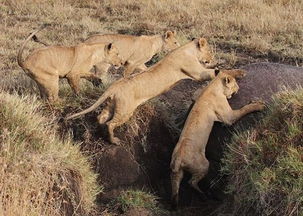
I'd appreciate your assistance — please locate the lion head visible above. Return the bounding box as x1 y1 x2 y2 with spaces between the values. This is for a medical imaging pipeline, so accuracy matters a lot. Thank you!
104 43 124 67
163 30 180 51
194 38 215 68
221 74 239 99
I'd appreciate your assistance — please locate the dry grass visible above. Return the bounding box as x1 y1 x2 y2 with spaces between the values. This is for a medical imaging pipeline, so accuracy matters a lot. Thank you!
0 92 99 216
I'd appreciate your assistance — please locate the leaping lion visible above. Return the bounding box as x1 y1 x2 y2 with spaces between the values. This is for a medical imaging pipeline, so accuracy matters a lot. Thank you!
66 38 219 144
17 25 123 102
170 71 265 208
84 31 180 77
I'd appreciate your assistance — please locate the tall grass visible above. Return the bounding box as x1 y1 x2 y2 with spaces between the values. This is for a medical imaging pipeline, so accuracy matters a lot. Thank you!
0 92 99 216
222 87 303 216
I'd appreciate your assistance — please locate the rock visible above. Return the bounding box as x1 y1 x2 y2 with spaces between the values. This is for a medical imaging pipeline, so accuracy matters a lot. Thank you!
230 62 303 109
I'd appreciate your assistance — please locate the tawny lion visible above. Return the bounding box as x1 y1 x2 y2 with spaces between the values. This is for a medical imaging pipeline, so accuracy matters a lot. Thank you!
84 31 180 77
66 38 218 144
17 25 123 102
170 71 265 208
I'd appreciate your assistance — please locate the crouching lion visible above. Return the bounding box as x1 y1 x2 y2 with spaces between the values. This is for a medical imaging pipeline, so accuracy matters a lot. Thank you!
84 30 180 77
17 25 123 102
66 38 218 144
170 71 265 208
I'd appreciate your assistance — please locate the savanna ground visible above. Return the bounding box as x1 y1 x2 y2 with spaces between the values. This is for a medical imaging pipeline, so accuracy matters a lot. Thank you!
1 0 303 91
0 0 303 215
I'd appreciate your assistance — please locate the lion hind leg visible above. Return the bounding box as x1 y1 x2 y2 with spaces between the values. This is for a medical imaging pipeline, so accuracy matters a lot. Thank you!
36 74 59 103
189 174 204 194
188 159 209 194
106 111 133 145
36 82 47 99
97 101 115 124
171 169 184 209
46 79 59 102
106 120 120 145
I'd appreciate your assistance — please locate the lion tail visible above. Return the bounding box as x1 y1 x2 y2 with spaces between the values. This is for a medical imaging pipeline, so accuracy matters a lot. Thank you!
65 90 113 120
17 24 50 70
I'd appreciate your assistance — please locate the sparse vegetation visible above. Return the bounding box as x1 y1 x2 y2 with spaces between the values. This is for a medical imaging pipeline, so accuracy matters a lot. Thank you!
0 92 99 216
222 87 303 216
114 189 166 215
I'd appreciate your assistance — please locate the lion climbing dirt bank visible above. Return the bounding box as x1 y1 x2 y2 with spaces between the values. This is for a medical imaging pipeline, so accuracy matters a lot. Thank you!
170 71 265 208
66 38 220 145
17 25 123 102
84 31 180 77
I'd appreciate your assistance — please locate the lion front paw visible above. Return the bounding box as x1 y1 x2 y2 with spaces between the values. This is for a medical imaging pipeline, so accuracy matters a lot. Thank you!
234 69 247 78
221 69 247 79
249 100 266 111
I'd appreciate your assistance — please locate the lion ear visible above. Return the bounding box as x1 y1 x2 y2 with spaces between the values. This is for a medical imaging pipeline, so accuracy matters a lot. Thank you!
223 76 231 86
106 43 117 53
172 30 177 36
107 43 113 51
197 38 207 49
164 31 174 39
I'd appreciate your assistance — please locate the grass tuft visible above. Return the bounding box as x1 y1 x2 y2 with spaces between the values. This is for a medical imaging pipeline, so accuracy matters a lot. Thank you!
0 92 100 216
114 189 167 215
221 87 303 216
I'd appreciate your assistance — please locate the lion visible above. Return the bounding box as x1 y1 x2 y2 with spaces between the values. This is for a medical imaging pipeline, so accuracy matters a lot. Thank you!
17 25 123 102
170 71 265 208
84 30 180 77
66 38 218 145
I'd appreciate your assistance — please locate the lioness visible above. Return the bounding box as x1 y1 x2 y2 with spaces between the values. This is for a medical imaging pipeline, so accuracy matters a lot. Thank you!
84 31 180 77
66 38 218 144
170 71 265 208
17 25 123 102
